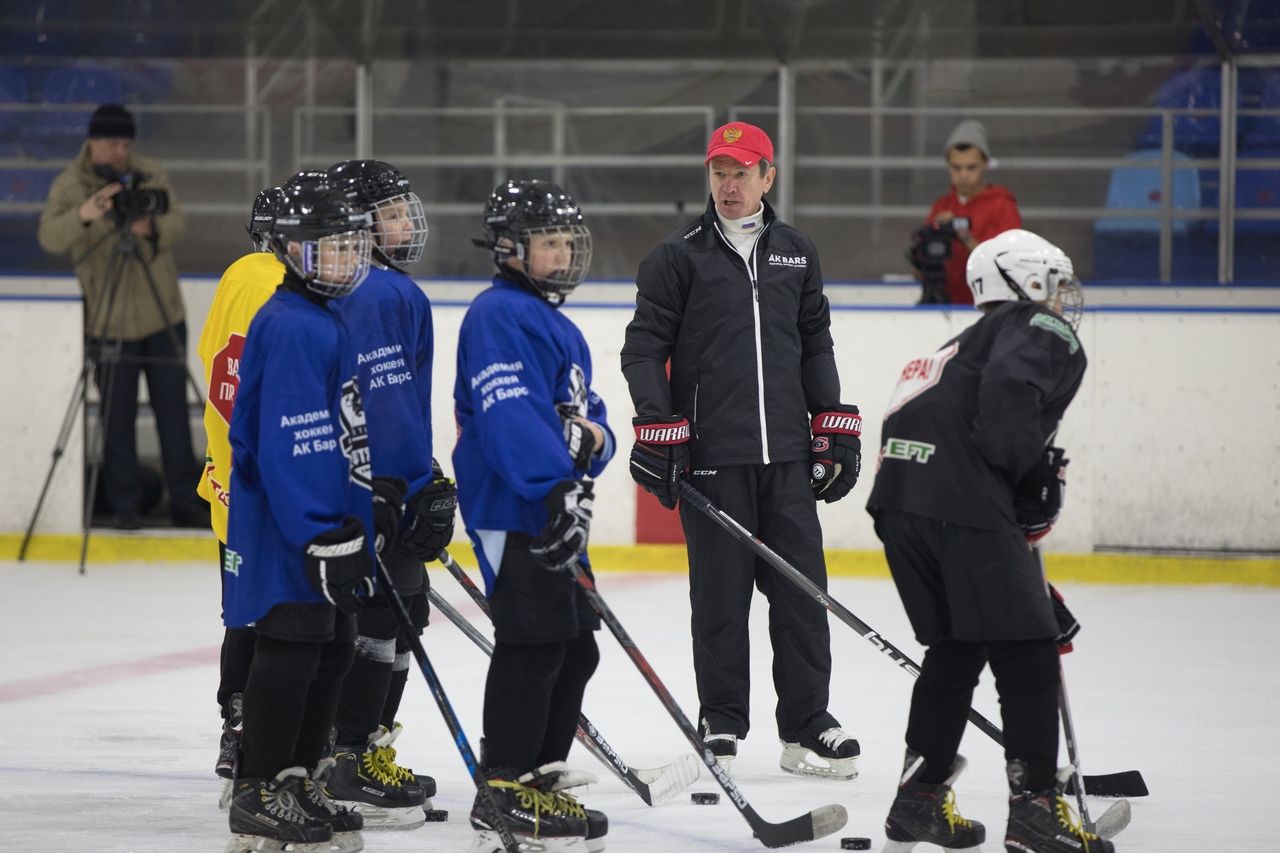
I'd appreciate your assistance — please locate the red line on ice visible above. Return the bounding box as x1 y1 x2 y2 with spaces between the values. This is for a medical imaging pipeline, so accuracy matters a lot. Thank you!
0 646 219 702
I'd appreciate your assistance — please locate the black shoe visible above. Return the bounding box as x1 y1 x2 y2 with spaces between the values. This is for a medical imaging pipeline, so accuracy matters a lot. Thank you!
367 722 437 801
1005 761 1114 853
470 767 589 844
302 758 364 852
227 768 333 848
883 750 984 852
519 763 607 853
699 717 738 763
325 732 426 830
215 693 243 780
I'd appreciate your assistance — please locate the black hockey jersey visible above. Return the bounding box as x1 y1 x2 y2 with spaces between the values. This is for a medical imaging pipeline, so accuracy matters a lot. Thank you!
866 301 1086 531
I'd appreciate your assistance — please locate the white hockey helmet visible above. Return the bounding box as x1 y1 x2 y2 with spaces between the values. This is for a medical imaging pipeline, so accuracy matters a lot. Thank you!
965 229 1083 328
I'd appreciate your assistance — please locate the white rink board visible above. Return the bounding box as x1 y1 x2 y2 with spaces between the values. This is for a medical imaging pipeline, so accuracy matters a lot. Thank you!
4 277 1278 551
0 297 84 534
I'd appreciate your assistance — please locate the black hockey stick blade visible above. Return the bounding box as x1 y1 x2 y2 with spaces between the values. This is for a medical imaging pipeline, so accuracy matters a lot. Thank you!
680 481 1145 798
376 557 519 853
432 554 700 806
1066 770 1148 798
565 559 847 847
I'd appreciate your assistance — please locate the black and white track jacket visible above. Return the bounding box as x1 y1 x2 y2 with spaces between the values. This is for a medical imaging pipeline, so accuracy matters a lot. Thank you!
622 196 841 467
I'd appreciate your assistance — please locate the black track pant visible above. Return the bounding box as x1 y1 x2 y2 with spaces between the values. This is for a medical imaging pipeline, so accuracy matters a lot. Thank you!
91 323 200 518
679 462 837 742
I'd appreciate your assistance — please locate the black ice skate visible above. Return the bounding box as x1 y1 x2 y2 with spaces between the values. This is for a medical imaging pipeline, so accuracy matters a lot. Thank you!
699 717 738 771
882 750 985 853
217 693 243 809
367 722 437 803
226 766 334 853
325 729 426 830
1005 762 1115 853
301 758 365 853
468 767 589 853
779 724 860 780
519 762 608 853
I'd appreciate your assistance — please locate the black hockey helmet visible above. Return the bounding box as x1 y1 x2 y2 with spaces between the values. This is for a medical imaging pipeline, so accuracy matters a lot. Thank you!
475 179 592 305
327 159 428 269
270 172 374 298
246 186 285 253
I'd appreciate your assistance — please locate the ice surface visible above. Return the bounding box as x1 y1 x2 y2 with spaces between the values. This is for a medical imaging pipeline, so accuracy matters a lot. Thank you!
0 558 1274 852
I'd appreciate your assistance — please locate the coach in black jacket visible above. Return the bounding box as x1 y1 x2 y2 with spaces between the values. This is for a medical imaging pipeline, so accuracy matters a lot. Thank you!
622 121 863 779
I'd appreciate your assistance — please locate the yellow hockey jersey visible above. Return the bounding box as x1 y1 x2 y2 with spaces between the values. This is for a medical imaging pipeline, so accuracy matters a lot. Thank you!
196 252 284 542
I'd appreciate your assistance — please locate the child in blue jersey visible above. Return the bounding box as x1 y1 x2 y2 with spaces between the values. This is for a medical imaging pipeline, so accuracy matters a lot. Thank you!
324 159 456 828
455 180 615 853
222 175 388 853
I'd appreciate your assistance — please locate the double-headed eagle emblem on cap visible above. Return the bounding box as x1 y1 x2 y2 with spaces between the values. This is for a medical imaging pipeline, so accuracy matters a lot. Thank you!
723 127 743 144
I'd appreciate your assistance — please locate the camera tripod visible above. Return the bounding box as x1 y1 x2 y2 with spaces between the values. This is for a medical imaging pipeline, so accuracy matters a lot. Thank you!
18 215 204 574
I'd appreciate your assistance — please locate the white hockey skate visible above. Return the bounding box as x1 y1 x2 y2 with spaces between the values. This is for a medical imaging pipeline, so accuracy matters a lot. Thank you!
779 726 860 780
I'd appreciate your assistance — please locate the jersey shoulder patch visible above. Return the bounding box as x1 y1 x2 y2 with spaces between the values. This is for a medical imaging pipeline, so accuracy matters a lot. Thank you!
1028 312 1080 354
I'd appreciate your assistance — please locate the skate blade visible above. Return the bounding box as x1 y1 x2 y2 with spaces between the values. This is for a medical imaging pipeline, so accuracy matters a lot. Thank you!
779 748 859 780
468 830 590 853
881 841 918 853
218 778 234 810
225 834 336 853
337 801 425 830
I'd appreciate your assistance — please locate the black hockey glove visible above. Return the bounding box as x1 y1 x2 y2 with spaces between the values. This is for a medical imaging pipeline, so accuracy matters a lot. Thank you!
399 460 458 562
1014 447 1068 543
810 405 863 503
529 480 594 572
304 517 374 614
1048 584 1080 654
371 476 409 555
629 415 690 510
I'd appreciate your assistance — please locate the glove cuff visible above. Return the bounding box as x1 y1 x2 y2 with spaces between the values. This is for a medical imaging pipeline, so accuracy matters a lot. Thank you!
634 417 690 445
811 408 862 436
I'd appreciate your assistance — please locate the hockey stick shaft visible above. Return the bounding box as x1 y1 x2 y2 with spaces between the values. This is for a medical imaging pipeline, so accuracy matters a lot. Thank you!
563 558 847 848
678 481 1002 741
373 556 518 853
436 549 686 806
1058 660 1095 832
678 481 1150 798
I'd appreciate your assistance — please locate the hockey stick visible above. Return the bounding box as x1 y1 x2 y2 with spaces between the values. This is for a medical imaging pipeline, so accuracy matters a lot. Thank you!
562 557 847 848
678 481 1149 799
436 549 700 806
373 555 519 853
1058 659 1132 841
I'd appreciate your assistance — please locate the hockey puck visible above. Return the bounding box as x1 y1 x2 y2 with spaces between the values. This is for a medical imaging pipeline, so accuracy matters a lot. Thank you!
840 838 871 850
690 791 720 805
423 809 449 822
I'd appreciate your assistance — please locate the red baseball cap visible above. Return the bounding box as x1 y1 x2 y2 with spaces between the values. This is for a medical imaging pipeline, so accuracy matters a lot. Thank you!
705 122 774 167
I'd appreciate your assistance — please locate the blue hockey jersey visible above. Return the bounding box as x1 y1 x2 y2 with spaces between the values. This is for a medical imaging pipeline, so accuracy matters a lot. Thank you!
335 265 435 497
453 275 614 583
223 287 376 628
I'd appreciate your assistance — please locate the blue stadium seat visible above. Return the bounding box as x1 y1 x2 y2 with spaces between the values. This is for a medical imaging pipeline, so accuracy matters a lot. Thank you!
0 167 58 203
1092 149 1212 281
19 65 124 160
1095 149 1201 235
1136 66 1224 157
0 67 31 157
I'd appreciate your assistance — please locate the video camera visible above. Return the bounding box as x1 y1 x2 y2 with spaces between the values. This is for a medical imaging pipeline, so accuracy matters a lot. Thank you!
907 218 967 304
93 165 170 222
